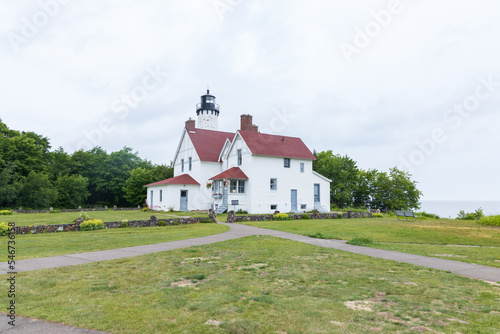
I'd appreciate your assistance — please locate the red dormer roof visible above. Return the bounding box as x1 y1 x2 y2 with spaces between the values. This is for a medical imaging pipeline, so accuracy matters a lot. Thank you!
145 174 200 187
187 128 234 162
209 167 249 180
238 130 316 160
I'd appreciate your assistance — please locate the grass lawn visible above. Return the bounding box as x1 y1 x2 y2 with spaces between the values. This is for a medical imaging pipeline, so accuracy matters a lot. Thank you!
1 224 229 260
0 210 208 226
241 217 500 268
1 236 498 333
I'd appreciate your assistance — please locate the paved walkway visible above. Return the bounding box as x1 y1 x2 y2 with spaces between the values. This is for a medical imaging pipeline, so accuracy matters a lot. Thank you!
1 222 499 333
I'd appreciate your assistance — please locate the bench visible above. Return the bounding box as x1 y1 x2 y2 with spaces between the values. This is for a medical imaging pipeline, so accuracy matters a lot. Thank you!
395 210 418 221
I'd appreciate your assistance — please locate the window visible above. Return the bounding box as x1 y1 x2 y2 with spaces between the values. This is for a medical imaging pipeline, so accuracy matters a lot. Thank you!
237 149 242 166
301 204 307 210
212 181 222 194
238 180 245 193
300 163 304 173
270 178 277 191
284 158 290 168
188 157 192 171
181 159 184 172
160 190 163 202
231 200 239 205
230 180 245 194
271 204 277 210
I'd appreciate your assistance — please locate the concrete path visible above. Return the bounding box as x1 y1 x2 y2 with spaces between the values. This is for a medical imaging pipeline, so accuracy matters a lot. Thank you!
1 221 500 333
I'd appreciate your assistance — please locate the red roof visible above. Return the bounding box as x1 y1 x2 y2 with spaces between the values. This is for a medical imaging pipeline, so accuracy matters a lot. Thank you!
238 130 316 160
145 174 200 187
209 167 249 180
188 128 234 162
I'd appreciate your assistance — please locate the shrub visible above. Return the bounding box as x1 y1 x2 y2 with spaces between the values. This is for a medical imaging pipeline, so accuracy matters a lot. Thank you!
49 210 60 214
0 210 13 215
478 215 500 227
371 213 384 218
337 213 343 219
158 220 168 226
347 237 373 246
0 222 11 236
236 209 248 214
121 219 128 228
416 211 440 220
200 219 213 224
79 212 91 221
142 207 150 212
168 206 174 212
456 208 484 220
301 214 310 220
273 213 290 221
80 219 105 231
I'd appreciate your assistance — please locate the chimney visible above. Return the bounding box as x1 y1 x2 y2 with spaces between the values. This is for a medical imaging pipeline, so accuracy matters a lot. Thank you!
185 118 196 131
240 114 258 132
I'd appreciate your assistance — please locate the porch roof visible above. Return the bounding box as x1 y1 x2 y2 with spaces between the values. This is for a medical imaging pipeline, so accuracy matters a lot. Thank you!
144 174 200 187
209 167 249 180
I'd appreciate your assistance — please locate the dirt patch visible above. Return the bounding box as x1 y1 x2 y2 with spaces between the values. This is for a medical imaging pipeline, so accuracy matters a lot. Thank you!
205 319 222 327
170 279 198 288
181 257 220 265
344 300 374 312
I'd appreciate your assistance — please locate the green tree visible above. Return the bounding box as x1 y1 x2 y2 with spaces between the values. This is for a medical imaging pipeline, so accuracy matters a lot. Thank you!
54 175 90 208
17 171 57 209
0 167 20 208
124 164 173 206
313 150 360 208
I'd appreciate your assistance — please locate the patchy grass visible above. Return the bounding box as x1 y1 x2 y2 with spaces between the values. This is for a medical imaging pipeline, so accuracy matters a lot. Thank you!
1 210 209 226
1 236 498 333
242 217 500 267
0 224 229 260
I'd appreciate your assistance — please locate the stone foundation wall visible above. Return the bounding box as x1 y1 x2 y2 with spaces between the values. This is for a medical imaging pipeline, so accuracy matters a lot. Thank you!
13 206 141 214
226 211 371 223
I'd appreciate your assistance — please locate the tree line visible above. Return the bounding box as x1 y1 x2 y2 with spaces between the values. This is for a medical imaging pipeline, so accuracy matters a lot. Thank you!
313 150 422 211
0 119 422 211
0 119 172 209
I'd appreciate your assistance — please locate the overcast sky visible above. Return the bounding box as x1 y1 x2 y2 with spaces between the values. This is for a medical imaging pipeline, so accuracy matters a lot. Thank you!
1 0 499 201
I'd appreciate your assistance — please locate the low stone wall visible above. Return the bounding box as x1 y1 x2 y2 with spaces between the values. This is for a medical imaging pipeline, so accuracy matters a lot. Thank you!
11 215 215 235
13 206 141 214
226 211 371 223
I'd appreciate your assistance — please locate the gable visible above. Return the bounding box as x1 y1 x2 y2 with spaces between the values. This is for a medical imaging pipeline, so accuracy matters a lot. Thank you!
187 128 234 162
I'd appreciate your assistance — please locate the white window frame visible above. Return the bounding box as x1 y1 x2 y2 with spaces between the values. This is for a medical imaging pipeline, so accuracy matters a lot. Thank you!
188 157 192 171
284 158 291 168
181 159 184 173
270 178 278 191
300 162 304 173
237 149 242 166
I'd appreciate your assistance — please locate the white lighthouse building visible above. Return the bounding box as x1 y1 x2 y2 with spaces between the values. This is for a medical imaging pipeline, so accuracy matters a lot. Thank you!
145 91 331 214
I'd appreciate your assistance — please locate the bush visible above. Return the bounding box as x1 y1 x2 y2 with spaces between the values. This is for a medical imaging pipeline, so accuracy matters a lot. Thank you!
49 210 60 214
236 209 248 214
415 211 440 220
158 220 168 226
337 213 343 219
273 213 290 221
347 237 373 246
80 219 105 231
0 222 11 236
478 215 500 226
79 212 91 221
371 213 384 218
142 207 150 212
200 219 213 224
301 214 310 220
456 208 484 220
0 210 13 215
121 219 128 228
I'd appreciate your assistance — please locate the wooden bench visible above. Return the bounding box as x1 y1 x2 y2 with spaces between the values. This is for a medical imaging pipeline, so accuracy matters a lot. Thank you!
395 210 418 221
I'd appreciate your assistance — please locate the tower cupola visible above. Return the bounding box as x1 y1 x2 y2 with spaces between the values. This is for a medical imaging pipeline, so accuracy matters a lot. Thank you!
196 90 220 130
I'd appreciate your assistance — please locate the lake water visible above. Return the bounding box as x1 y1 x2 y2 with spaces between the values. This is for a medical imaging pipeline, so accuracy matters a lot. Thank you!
420 200 500 219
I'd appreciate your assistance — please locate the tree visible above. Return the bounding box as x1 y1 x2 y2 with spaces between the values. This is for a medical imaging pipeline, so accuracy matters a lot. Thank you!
123 168 154 206
313 150 360 208
17 171 57 209
0 167 20 208
54 175 90 208
123 164 173 206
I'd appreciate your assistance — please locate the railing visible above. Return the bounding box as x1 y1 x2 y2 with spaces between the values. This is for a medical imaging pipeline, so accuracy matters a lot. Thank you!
196 103 220 111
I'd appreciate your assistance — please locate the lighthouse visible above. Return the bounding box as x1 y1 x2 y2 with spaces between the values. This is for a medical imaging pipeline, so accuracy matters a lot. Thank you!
196 90 220 130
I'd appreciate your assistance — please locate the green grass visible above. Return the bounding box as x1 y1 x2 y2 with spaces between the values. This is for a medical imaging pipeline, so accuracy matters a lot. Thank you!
0 210 208 226
241 217 500 267
2 236 498 333
1 224 229 260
